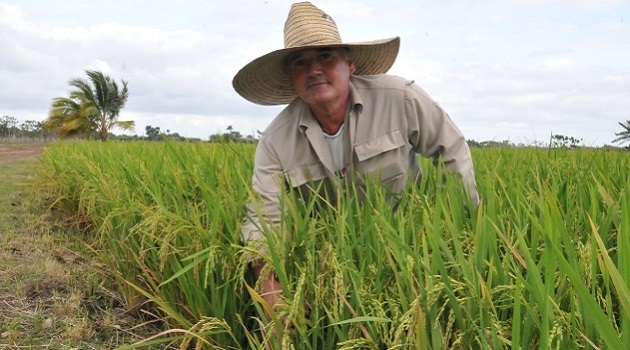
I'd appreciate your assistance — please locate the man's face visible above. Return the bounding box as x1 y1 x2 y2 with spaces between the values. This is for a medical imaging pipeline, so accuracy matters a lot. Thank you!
287 48 355 107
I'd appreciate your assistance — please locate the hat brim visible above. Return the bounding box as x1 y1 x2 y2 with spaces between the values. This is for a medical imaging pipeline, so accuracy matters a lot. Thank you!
232 37 400 106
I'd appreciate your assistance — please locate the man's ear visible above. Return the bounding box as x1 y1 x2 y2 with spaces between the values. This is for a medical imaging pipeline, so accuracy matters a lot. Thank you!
349 61 356 75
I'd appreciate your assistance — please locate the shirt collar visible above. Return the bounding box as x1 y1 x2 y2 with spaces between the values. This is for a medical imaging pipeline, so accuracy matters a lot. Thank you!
348 76 364 113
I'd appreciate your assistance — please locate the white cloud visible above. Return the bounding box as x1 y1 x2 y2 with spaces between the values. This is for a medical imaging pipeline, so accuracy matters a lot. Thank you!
0 2 34 32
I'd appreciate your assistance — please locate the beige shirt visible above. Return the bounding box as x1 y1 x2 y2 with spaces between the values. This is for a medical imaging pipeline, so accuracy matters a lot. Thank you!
242 74 479 242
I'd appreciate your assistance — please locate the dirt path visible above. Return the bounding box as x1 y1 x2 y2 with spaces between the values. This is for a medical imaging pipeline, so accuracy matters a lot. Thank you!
0 144 45 164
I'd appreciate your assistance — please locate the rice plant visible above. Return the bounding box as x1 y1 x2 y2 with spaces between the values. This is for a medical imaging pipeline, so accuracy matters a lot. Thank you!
32 142 629 349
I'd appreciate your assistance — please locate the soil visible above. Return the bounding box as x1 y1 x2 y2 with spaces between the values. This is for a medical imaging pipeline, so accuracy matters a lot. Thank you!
0 144 45 164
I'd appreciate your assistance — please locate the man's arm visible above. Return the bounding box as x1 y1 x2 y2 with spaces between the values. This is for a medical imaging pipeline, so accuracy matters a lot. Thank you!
404 80 480 205
241 139 284 243
242 138 287 311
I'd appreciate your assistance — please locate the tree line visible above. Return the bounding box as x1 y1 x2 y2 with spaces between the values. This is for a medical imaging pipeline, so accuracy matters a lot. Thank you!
0 115 56 141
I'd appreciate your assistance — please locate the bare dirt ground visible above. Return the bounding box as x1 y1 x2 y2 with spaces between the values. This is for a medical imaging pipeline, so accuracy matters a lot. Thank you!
0 144 45 164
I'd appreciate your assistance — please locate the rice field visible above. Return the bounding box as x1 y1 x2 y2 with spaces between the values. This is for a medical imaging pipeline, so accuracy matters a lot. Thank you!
31 141 629 349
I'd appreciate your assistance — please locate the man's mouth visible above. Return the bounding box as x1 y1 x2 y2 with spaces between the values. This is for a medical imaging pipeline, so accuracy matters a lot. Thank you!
307 79 328 89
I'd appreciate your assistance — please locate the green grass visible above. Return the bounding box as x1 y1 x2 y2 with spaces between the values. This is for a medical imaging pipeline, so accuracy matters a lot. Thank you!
30 141 630 349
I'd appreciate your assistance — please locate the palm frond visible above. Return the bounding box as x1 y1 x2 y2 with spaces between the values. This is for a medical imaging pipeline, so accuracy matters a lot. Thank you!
612 120 630 145
112 120 135 133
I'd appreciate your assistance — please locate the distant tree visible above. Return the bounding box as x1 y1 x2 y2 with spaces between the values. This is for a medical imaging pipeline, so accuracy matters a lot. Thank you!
145 125 161 140
167 132 186 141
612 120 630 145
477 140 514 148
46 70 134 141
0 115 19 138
467 139 482 148
550 133 583 148
209 126 244 142
19 120 43 140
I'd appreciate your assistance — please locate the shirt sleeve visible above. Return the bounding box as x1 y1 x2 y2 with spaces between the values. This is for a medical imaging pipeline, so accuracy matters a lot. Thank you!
404 80 480 205
241 138 284 244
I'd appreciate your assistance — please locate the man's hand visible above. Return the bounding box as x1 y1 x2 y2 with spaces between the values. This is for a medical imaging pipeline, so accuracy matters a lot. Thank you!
251 262 285 314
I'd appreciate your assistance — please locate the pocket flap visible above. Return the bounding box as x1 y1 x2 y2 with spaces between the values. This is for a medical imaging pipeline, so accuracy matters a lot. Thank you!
355 129 405 161
284 163 328 187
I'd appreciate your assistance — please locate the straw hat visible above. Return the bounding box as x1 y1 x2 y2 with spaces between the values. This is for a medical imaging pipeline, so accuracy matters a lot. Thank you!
232 2 400 105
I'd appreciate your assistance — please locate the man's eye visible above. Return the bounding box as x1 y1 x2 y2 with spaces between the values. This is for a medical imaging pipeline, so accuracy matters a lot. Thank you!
320 52 333 60
291 59 306 67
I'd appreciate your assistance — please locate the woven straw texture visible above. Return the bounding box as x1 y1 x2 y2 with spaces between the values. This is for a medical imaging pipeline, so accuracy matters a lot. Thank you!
233 2 400 105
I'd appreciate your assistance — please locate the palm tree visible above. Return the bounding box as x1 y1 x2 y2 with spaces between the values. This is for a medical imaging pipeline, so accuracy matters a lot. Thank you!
47 70 134 141
612 120 630 145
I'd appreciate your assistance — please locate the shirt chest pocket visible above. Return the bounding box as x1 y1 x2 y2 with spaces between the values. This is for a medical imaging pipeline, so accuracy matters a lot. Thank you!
283 162 328 188
354 129 408 184
283 163 334 205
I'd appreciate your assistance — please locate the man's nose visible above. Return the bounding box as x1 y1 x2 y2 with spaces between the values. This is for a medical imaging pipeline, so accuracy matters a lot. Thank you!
307 59 323 75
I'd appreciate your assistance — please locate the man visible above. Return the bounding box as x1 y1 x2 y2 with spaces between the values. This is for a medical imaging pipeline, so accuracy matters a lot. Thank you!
233 2 479 311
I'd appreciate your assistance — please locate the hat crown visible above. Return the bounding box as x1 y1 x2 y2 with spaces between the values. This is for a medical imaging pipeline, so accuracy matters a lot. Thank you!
284 2 342 49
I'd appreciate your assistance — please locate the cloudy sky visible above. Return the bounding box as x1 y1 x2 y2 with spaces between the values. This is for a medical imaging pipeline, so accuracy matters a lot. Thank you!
1 0 629 145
